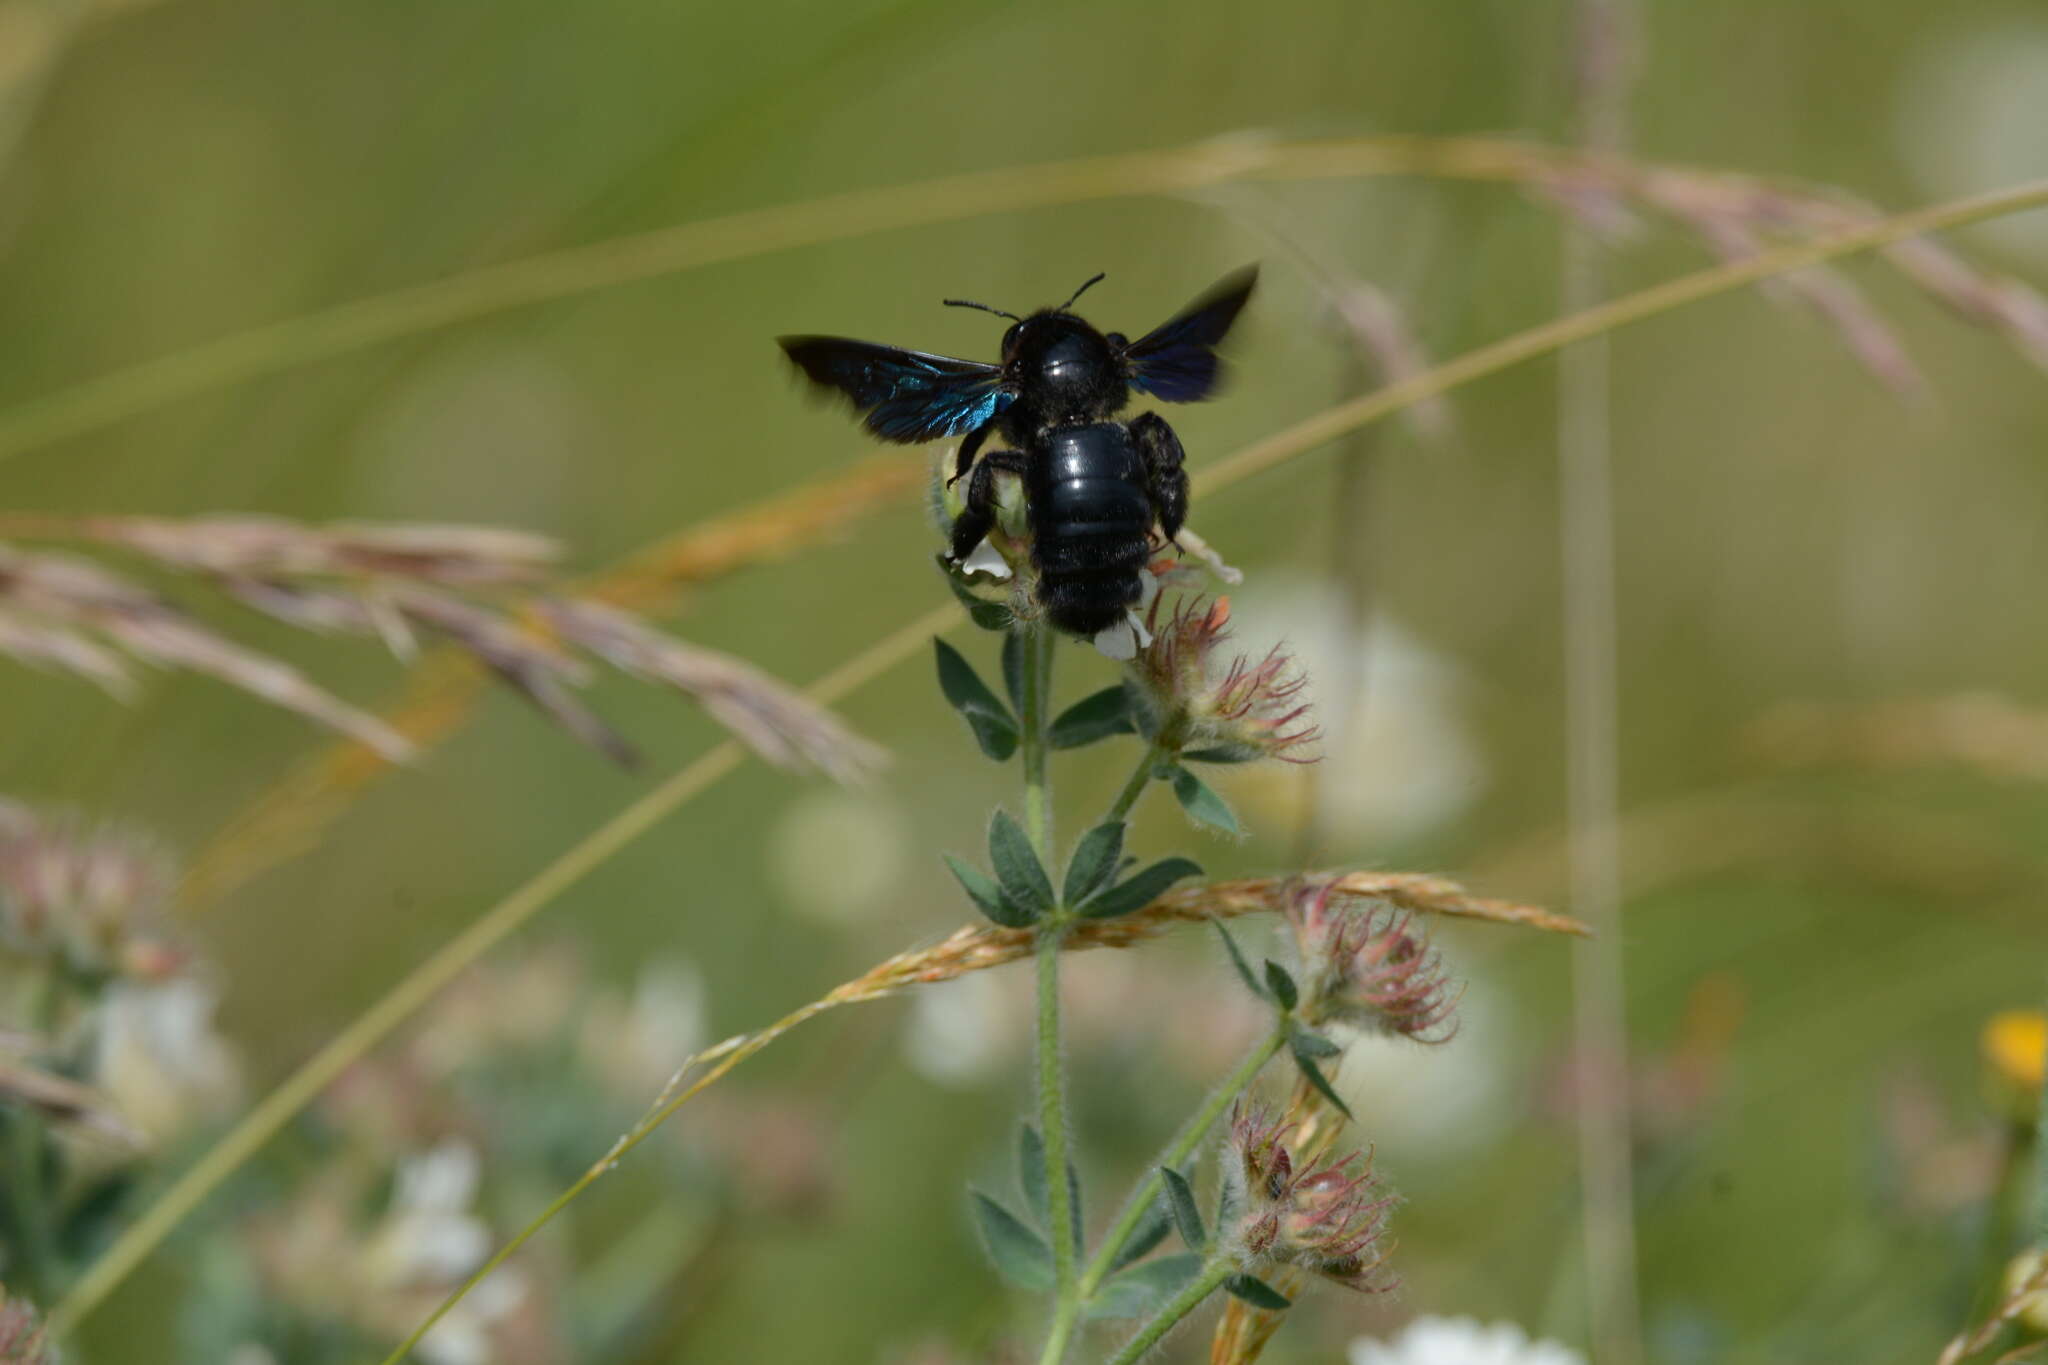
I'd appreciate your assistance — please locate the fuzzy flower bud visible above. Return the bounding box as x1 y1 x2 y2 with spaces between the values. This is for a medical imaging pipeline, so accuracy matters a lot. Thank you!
0 802 181 984
1224 1103 1395 1291
1286 880 1460 1043
1129 594 1319 762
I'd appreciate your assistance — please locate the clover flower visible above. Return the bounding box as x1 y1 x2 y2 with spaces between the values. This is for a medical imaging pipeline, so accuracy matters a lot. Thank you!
0 801 182 983
1130 594 1319 762
1225 1102 1395 1291
1286 879 1459 1043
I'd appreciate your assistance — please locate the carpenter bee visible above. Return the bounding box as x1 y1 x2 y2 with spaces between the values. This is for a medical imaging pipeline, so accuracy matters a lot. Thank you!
777 266 1257 639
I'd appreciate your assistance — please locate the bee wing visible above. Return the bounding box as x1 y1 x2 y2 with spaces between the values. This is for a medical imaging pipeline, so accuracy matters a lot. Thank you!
1119 265 1258 403
777 336 1012 443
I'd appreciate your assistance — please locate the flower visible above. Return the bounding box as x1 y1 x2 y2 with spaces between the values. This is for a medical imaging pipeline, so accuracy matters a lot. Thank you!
0 801 182 984
1983 1009 2045 1090
1286 880 1459 1042
92 976 241 1144
0 1285 58 1365
1224 1102 1395 1290
1129 593 1319 762
1349 1316 1587 1365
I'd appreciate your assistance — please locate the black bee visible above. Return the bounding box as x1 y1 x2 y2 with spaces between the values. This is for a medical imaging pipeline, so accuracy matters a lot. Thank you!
778 266 1257 638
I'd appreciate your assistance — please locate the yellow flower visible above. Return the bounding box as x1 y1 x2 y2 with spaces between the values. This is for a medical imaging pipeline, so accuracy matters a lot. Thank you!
1985 1010 2046 1089
1982 1010 2045 1122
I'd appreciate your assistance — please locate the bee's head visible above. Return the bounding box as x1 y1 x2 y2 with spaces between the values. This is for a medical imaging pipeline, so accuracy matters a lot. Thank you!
947 272 1126 420
995 313 1122 405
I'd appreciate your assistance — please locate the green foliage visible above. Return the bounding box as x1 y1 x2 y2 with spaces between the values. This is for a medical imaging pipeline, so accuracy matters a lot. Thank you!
1224 1273 1291 1311
970 1190 1054 1291
1262 960 1299 1011
1169 763 1242 836
943 852 1036 928
1076 856 1202 920
987 810 1055 917
1087 1252 1203 1320
1047 685 1137 749
1061 821 1126 907
933 638 1019 761
1159 1166 1206 1253
1288 1027 1352 1119
1214 921 1266 1000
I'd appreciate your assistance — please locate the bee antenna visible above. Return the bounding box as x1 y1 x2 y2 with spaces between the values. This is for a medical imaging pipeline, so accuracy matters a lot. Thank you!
943 297 1021 322
1057 271 1107 312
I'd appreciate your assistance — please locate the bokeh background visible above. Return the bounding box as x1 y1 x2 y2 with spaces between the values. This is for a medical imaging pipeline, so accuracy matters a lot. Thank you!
3 0 2047 1361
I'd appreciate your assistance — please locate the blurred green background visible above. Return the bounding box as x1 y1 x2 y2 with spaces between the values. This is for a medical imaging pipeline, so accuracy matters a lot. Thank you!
4 0 2048 1360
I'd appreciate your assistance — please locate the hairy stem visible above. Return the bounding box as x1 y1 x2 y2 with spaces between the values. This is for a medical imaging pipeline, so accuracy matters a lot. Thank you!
1021 624 1054 855
1018 621 1081 1359
1104 733 1169 826
1108 1257 1238 1364
1081 1025 1286 1298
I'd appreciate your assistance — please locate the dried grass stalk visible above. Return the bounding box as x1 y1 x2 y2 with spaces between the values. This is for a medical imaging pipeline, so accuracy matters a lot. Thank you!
0 544 413 759
538 598 886 782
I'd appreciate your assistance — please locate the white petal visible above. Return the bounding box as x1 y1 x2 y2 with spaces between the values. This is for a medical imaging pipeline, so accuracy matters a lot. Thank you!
959 538 1012 580
1091 618 1140 661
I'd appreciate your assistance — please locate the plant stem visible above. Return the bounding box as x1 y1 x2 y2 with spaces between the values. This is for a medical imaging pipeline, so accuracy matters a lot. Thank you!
1017 620 1081 1363
1020 623 1054 855
1106 1256 1238 1364
1104 733 1169 826
1080 1025 1286 1298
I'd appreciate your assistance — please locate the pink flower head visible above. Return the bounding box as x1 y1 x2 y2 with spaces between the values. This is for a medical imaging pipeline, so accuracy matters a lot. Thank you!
1226 1102 1395 1291
1286 880 1460 1043
1131 594 1319 763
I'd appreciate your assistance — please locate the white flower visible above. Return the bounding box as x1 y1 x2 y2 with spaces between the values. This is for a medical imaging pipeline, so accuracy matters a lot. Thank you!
356 1139 526 1365
93 977 240 1143
1350 1316 1586 1365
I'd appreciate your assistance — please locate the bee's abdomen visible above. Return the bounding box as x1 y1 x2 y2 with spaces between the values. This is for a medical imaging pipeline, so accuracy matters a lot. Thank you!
1028 423 1152 637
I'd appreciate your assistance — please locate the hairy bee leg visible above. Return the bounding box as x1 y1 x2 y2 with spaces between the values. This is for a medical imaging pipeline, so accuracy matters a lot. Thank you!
947 448 1030 561
947 422 995 487
1131 411 1189 545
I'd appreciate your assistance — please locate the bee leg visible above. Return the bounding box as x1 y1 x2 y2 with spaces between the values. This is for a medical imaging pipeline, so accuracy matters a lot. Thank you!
946 422 995 488
1131 411 1189 547
947 448 1030 562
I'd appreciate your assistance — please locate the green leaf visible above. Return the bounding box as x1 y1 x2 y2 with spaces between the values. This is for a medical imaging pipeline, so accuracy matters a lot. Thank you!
1289 1033 1353 1119
1062 821 1126 907
1018 1123 1048 1226
1182 742 1259 764
1263 960 1299 1012
1048 685 1137 749
1289 1022 1342 1059
1224 1273 1292 1311
987 811 1055 916
1213 921 1266 1000
970 1190 1054 1290
1104 1190 1174 1276
944 854 1035 929
1015 1123 1082 1254
1001 631 1028 715
1086 1252 1204 1320
934 638 1019 761
1170 764 1242 836
1078 857 1203 920
1159 1166 1206 1252
944 572 1014 631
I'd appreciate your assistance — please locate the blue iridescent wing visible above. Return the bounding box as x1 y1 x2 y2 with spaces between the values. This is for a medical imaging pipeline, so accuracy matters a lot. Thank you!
1120 265 1258 403
778 336 1012 443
